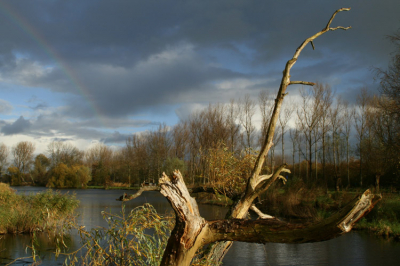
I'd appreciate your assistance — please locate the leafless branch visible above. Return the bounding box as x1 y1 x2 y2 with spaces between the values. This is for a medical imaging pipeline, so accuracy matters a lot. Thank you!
289 81 315 86
323 8 351 31
250 205 275 219
116 185 159 201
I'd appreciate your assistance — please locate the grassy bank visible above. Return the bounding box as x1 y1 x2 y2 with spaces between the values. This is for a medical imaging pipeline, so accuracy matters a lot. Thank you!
0 183 79 234
354 193 400 239
256 179 400 239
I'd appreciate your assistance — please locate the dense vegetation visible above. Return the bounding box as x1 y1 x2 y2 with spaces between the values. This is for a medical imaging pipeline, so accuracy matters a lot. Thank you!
0 183 79 234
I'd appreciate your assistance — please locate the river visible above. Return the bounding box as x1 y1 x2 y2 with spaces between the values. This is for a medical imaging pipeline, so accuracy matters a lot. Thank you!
1 187 400 266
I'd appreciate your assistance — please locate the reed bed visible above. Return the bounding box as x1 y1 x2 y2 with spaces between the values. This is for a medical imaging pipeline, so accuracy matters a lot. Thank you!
0 183 79 234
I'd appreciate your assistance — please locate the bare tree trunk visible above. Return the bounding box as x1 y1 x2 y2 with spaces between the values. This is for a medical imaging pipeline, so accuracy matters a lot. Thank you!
315 129 318 182
121 9 366 266
156 171 380 266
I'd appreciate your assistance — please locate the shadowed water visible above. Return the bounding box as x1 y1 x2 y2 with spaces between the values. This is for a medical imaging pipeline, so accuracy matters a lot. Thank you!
1 187 399 266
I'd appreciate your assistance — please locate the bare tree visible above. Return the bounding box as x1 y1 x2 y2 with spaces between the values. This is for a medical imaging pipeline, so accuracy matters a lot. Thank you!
148 124 172 183
342 100 355 187
239 94 256 151
85 143 114 185
0 143 8 178
318 83 334 187
375 28 400 132
47 141 83 167
279 100 294 164
329 98 345 191
297 85 324 183
12 141 35 182
171 121 189 160
226 99 240 153
289 128 299 177
120 9 379 266
354 88 370 187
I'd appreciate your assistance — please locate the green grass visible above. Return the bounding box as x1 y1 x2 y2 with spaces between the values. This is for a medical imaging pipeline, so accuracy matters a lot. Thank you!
0 183 79 234
354 193 400 239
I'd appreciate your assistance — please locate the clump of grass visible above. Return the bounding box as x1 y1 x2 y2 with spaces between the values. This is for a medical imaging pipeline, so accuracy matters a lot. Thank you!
0 183 79 234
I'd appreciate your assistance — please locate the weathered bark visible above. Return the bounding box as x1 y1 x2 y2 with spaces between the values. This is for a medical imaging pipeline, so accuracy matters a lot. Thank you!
208 189 380 243
157 170 380 266
158 171 207 266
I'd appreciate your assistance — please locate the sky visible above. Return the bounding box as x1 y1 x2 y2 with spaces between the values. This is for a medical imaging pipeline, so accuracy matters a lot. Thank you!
0 0 399 154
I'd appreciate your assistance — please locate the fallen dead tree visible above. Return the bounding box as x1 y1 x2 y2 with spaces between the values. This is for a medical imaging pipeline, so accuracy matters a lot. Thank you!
119 8 381 266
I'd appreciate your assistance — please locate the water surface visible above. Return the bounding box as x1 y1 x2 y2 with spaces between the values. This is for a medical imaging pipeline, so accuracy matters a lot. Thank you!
1 187 399 266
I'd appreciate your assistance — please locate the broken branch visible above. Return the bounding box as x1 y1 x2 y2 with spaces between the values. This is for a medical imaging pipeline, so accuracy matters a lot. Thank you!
208 190 381 244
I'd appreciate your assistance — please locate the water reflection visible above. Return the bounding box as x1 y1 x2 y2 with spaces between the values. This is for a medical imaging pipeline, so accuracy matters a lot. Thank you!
2 187 400 266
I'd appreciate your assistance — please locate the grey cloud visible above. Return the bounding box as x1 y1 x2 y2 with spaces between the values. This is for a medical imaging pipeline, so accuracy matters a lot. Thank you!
55 45 243 118
30 103 48 110
1 116 31 135
0 99 13 114
0 111 151 144
101 131 130 144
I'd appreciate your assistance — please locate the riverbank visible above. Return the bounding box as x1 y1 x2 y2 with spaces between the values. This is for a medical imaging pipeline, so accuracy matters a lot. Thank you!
354 193 400 239
0 183 79 234
255 183 400 240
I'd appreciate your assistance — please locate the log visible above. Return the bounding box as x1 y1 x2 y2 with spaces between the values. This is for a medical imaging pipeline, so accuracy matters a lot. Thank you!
157 170 381 266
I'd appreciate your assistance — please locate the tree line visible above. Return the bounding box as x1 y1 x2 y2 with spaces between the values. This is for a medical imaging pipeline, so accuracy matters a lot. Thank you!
0 85 398 191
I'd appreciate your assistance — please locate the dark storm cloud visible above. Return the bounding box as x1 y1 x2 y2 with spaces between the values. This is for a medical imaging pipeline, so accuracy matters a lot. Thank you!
1 115 31 135
0 0 399 123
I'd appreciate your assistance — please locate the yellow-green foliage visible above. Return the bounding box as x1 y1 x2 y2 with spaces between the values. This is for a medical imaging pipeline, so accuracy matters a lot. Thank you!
7 166 22 186
0 183 79 234
47 163 91 188
205 142 258 195
65 204 173 266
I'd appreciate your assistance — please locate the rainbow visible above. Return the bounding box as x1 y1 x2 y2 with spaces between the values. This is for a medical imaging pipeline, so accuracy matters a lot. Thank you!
0 2 106 126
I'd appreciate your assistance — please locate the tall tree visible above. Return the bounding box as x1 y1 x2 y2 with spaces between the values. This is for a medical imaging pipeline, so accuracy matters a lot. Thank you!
329 98 345 191
375 28 400 136
31 154 50 186
319 84 333 187
86 143 114 185
239 94 256 151
47 141 83 167
297 85 324 183
354 88 370 187
342 101 355 187
226 99 240 153
279 100 294 164
0 143 8 178
12 141 35 183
